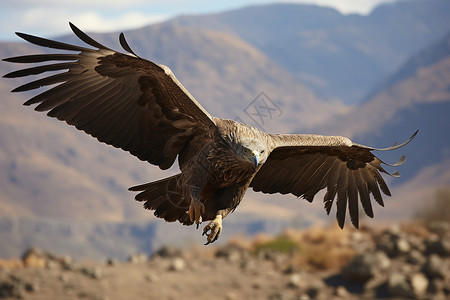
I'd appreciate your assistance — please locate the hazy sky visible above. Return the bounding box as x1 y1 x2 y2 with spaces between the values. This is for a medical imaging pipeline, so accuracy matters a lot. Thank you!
1 0 402 41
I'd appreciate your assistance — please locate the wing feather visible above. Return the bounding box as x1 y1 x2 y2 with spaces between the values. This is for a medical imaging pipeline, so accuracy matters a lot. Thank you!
347 171 359 228
251 132 416 228
354 169 374 218
302 156 335 202
3 23 217 169
324 159 340 215
336 164 348 228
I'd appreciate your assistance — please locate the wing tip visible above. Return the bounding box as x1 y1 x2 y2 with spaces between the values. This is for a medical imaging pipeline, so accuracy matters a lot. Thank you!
354 129 419 151
119 32 139 57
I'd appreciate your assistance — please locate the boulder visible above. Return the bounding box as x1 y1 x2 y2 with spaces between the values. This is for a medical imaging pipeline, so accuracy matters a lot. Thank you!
410 273 428 296
376 227 411 257
21 246 47 268
152 245 182 259
425 235 450 257
387 272 413 298
423 255 446 279
0 275 23 299
341 251 391 283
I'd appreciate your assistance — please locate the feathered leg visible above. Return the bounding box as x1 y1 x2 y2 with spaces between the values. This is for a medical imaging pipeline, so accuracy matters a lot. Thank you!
188 186 205 228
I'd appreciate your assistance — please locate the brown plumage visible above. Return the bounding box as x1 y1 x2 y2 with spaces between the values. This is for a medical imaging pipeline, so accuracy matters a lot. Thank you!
3 23 417 244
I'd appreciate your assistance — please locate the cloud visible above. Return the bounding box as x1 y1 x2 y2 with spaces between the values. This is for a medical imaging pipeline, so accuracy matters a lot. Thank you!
280 0 399 14
3 0 151 9
0 7 167 40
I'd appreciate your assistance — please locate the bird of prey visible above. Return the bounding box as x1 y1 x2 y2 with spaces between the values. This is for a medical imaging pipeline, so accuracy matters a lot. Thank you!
3 23 417 244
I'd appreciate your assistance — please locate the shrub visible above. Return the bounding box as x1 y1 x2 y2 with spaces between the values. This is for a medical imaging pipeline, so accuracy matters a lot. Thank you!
253 235 299 254
416 187 450 225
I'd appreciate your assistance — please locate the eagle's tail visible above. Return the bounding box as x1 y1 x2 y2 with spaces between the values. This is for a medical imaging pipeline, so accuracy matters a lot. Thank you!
129 174 192 225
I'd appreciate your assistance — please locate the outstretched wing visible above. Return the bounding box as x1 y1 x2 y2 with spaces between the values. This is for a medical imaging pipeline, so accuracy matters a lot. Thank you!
250 131 418 228
3 23 216 170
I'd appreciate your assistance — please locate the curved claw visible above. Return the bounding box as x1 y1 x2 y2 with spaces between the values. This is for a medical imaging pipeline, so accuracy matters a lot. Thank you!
202 215 223 245
188 198 204 227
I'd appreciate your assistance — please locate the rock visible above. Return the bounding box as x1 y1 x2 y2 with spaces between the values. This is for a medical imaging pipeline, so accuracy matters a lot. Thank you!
46 260 59 270
145 273 159 282
425 235 450 257
387 272 429 298
283 264 300 274
410 273 428 296
406 249 425 265
216 246 244 263
0 275 23 298
305 280 326 299
59 273 71 283
443 278 450 295
168 258 186 272
24 281 39 292
259 249 287 264
335 285 350 298
341 251 391 283
428 278 444 294
225 291 238 300
376 227 411 257
240 259 257 272
427 221 450 236
21 246 47 268
349 231 373 252
287 273 301 289
81 266 103 279
423 254 446 279
128 253 148 264
152 245 182 258
387 272 413 298
407 235 426 253
268 292 288 300
106 258 118 266
396 238 411 253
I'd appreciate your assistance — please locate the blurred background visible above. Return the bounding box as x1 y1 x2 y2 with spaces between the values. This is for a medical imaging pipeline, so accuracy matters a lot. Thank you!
0 0 449 298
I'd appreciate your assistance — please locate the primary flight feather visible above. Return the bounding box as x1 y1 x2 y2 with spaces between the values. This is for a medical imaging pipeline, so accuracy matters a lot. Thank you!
3 23 417 244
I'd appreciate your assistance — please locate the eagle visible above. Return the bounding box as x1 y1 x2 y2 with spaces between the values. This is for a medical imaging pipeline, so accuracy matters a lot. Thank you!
3 23 417 244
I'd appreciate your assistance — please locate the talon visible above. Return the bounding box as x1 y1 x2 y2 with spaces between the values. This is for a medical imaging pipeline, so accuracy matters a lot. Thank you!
188 196 205 226
202 214 223 245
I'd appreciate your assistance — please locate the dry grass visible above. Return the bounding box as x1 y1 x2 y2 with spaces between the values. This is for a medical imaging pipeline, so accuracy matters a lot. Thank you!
245 226 357 271
0 258 23 269
416 187 450 225
292 226 356 271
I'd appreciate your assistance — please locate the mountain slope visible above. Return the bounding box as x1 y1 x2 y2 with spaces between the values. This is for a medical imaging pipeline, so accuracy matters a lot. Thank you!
172 0 450 103
317 31 450 221
323 31 450 179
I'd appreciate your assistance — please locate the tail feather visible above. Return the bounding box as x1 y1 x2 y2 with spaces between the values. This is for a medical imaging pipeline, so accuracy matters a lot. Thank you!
129 174 193 225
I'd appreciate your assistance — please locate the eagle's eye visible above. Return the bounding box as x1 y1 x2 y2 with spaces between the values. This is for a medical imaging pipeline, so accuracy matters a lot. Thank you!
261 150 265 154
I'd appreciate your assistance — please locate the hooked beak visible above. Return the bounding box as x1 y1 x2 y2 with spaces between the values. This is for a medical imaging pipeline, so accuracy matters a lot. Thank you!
250 150 259 168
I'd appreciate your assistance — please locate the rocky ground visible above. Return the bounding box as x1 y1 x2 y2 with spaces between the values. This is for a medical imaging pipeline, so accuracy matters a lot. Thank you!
0 221 449 300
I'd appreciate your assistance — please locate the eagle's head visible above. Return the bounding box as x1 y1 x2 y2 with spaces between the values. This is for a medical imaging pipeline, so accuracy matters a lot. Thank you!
236 139 269 169
218 119 270 169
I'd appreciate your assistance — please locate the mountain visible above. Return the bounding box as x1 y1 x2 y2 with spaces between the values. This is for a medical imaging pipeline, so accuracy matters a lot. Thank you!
171 0 450 104
319 31 450 221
